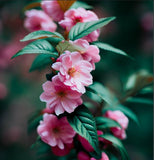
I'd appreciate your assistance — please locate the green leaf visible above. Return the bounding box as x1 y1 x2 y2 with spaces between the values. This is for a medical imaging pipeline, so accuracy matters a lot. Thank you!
70 1 93 9
103 105 139 125
93 42 130 58
56 41 86 54
29 53 57 72
126 97 153 105
95 117 121 130
67 105 101 159
21 30 64 42
86 82 118 105
12 39 57 59
69 17 116 40
100 134 129 160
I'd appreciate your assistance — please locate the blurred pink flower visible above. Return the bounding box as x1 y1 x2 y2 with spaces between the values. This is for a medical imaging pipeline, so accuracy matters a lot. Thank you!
51 142 74 156
24 9 57 32
59 7 100 42
52 51 93 93
37 113 76 149
77 151 90 160
72 39 100 69
41 0 64 22
91 152 109 160
40 75 82 115
104 110 129 140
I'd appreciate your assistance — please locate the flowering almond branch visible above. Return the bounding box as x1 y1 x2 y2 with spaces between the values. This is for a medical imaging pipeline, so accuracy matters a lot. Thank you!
12 1 139 160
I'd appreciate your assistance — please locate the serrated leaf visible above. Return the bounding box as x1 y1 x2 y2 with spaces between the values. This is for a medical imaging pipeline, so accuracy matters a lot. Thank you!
100 134 129 160
86 82 118 105
56 41 86 54
12 39 57 59
57 0 76 12
29 53 57 72
67 105 101 159
103 105 139 125
69 17 116 40
95 117 121 130
93 42 130 58
70 1 93 9
21 30 64 42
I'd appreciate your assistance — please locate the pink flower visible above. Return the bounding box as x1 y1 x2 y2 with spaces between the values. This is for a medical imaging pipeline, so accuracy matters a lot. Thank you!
24 9 57 32
37 113 76 149
91 152 109 160
59 7 100 42
78 135 94 152
77 151 90 160
51 142 74 156
40 75 82 115
72 39 100 69
104 110 129 140
41 0 64 22
52 51 93 93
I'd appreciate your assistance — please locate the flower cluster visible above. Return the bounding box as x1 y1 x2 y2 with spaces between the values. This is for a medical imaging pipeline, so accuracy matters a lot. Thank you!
18 0 131 159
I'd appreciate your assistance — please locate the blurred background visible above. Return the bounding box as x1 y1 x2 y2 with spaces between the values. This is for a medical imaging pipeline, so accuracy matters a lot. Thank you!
0 0 153 160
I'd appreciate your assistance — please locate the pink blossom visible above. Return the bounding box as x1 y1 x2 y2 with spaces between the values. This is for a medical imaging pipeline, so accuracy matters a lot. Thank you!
59 7 100 42
37 113 76 149
41 0 64 22
78 135 94 152
40 75 82 115
104 110 129 139
91 152 109 160
52 51 93 93
77 151 90 160
72 39 100 69
24 9 57 32
51 142 74 156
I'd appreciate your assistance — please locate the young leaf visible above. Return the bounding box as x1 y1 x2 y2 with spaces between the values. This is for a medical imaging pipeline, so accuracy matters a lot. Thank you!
21 30 64 42
29 53 57 72
92 42 130 58
100 134 129 160
95 117 121 130
56 41 86 54
69 17 116 40
86 82 118 105
57 0 76 12
103 105 139 125
70 1 93 9
12 39 57 59
67 105 101 159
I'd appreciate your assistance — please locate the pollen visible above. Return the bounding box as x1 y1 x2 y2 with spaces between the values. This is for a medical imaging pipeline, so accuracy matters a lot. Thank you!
68 67 76 77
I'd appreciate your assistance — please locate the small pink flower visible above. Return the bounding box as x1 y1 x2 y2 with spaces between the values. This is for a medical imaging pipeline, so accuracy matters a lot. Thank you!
104 110 129 140
72 39 100 69
37 113 76 149
78 135 94 152
59 7 100 42
91 152 109 160
77 151 90 160
41 0 64 22
24 9 57 32
52 51 93 93
51 142 74 156
40 75 82 115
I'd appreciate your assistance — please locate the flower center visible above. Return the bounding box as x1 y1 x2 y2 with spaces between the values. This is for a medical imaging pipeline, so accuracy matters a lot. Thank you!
53 127 60 134
57 91 66 97
68 67 76 77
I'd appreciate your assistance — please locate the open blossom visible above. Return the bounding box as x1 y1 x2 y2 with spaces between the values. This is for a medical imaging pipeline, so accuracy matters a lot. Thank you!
59 7 100 42
24 9 57 32
104 110 129 139
72 39 100 69
41 0 64 22
37 113 76 149
52 51 93 93
40 75 82 115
